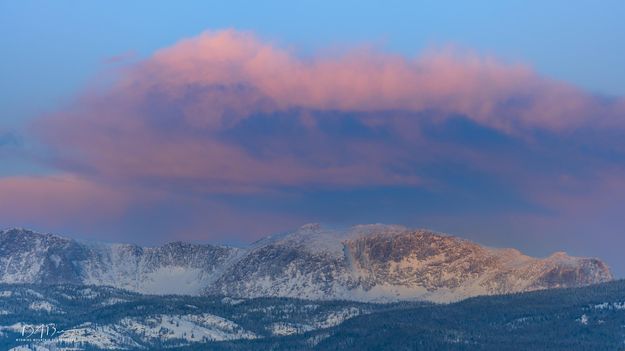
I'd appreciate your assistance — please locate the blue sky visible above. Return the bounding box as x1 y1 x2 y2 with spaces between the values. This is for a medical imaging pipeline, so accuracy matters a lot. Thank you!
1 1 625 274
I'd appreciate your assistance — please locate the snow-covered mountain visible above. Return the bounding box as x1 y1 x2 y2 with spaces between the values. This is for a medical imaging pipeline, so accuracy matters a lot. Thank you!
0 228 242 295
0 225 613 302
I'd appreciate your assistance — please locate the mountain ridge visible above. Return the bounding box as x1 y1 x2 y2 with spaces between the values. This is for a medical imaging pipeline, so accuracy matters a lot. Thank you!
0 225 612 302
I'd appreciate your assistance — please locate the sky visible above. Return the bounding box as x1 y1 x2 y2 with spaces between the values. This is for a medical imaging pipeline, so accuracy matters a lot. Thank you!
1 1 624 275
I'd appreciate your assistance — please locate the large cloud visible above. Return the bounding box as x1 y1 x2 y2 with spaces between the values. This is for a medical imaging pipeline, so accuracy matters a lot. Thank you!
127 30 620 131
37 29 624 196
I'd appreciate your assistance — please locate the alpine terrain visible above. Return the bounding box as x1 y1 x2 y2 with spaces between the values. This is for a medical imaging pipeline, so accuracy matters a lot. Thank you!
0 224 612 302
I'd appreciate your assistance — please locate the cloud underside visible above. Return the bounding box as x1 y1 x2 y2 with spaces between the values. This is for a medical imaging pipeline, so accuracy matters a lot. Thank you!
1 29 624 239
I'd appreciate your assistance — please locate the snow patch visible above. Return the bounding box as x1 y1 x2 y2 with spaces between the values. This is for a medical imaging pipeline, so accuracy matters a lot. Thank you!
28 301 56 312
593 302 625 310
118 313 257 342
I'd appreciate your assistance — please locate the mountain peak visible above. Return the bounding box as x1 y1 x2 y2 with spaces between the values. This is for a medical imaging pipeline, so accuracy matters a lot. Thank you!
298 223 322 231
0 227 68 243
547 251 574 261
349 223 408 232
1 227 36 235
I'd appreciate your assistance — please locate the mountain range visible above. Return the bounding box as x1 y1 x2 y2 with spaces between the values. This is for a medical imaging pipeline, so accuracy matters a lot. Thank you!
0 224 612 302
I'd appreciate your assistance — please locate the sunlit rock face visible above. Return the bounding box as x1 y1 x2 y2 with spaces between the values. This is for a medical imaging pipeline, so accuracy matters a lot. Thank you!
0 225 612 302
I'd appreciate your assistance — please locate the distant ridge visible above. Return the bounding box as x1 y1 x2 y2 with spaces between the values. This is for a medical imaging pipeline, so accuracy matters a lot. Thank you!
0 225 612 302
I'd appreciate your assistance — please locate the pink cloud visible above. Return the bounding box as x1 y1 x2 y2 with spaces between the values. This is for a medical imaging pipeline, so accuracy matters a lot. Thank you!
129 30 622 131
36 29 625 197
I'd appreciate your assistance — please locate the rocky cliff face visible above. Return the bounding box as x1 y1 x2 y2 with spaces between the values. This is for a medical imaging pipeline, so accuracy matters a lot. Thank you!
0 225 612 302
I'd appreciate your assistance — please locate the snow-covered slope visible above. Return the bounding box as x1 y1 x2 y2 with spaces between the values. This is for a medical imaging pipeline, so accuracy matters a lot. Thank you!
0 225 613 302
0 228 242 295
